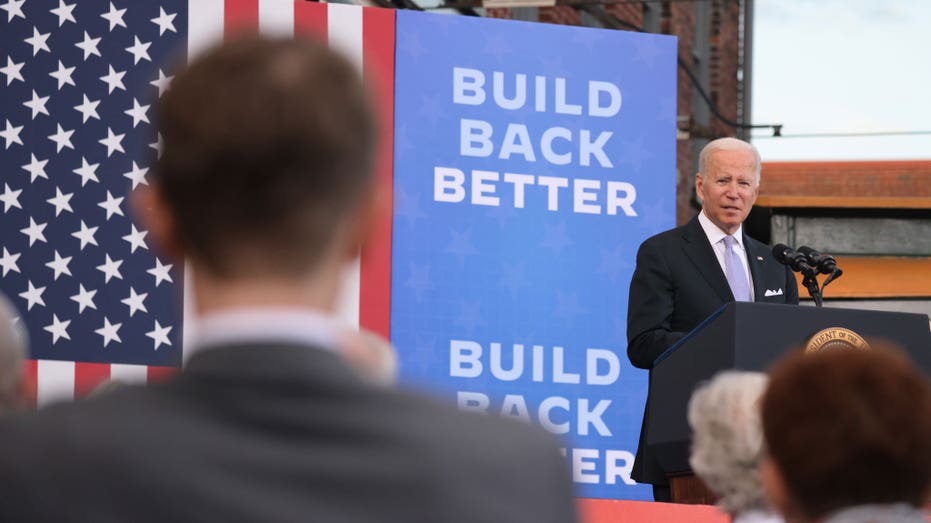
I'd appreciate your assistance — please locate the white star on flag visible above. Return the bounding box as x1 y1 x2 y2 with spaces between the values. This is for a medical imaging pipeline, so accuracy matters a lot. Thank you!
22 154 49 181
122 225 148 253
99 126 125 157
50 0 77 26
125 36 152 64
46 187 74 216
1 0 26 22
70 284 97 313
123 162 148 189
100 65 126 93
124 98 150 127
95 317 122 347
44 314 71 344
1 57 25 84
1 119 24 148
24 26 51 56
75 31 102 60
97 254 123 283
0 184 23 212
45 251 73 280
20 218 47 246
23 90 50 119
147 258 173 287
121 287 148 317
98 190 124 219
18 281 46 311
71 220 99 250
74 94 101 123
49 60 76 89
150 69 172 97
150 7 177 36
0 248 20 276
100 2 127 31
73 157 100 186
146 320 172 350
48 123 74 152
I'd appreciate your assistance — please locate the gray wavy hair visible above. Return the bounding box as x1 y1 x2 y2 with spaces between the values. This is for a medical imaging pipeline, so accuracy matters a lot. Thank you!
698 137 762 183
688 370 769 515
0 293 27 412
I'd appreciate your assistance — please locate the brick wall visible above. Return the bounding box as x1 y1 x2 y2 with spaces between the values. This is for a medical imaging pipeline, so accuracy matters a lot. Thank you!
760 161 931 198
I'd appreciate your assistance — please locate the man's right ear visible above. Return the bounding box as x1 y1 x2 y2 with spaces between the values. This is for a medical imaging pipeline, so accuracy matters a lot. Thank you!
130 184 183 262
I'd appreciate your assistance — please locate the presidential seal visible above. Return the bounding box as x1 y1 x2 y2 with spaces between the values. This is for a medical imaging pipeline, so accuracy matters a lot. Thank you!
805 327 870 354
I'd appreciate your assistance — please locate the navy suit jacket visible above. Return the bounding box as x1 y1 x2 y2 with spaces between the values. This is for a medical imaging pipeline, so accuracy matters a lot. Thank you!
626 215 799 484
0 343 578 522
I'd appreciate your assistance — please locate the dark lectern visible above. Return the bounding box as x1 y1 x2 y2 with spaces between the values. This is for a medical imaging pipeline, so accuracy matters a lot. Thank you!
645 302 931 504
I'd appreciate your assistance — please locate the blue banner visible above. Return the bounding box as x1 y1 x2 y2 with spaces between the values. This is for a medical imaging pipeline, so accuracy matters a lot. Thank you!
391 11 676 500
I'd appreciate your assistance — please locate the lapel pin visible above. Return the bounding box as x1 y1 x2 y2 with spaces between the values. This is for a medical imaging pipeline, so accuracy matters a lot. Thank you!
756 256 764 261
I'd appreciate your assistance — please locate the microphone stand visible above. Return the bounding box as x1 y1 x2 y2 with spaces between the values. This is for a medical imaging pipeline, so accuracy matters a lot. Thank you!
801 267 823 307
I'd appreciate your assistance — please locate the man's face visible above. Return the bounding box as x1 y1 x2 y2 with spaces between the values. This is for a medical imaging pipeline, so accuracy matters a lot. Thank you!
695 148 760 235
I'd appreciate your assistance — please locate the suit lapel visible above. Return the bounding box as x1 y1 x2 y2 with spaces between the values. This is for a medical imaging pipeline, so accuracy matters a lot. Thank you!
681 217 733 302
744 235 769 301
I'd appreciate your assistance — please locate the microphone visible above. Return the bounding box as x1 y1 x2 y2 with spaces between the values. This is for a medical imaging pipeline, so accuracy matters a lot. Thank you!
771 244 817 276
797 246 838 275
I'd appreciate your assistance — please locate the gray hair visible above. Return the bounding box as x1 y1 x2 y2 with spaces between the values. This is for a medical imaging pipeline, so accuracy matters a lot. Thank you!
698 137 762 183
688 370 769 515
0 293 27 412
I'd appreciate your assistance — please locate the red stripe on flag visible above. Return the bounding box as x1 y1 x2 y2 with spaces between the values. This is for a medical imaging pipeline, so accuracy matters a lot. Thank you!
294 0 327 41
74 362 112 399
225 0 260 39
148 365 180 384
359 7 396 339
23 359 37 409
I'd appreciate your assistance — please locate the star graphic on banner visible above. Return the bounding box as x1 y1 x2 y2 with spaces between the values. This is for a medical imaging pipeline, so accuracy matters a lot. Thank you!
454 301 487 336
18 281 46 311
95 317 122 347
403 262 434 302
394 189 426 229
46 187 74 216
99 127 125 157
122 224 147 253
70 283 97 313
20 217 47 246
72 220 99 250
150 69 172 97
1 57 25 85
418 94 448 130
407 333 441 374
0 248 20 276
123 162 147 189
444 227 479 266
1 119 24 148
1 0 25 22
124 98 149 127
49 60 76 90
656 96 676 124
100 65 126 93
499 261 531 298
100 1 127 31
74 94 101 123
44 314 71 344
619 137 654 173
146 320 172 350
125 36 151 65
22 154 49 182
397 31 427 62
24 26 51 56
540 221 573 256
50 0 76 26
98 190 124 219
0 183 22 212
73 157 100 186
571 26 606 52
121 287 148 317
636 197 671 233
481 30 513 63
553 291 587 325
75 31 102 61
151 7 177 36
632 34 664 68
45 250 73 280
596 244 631 285
97 254 123 283
147 258 173 287
484 204 518 231
23 90 50 119
48 123 74 152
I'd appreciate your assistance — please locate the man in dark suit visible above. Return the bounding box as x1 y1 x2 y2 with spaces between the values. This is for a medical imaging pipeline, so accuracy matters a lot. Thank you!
0 37 577 523
626 137 799 500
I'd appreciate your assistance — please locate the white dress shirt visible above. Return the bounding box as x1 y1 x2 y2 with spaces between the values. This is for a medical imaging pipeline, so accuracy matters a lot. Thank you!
698 210 755 301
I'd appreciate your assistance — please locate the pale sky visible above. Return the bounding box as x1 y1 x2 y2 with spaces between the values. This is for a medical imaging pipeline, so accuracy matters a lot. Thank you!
751 0 931 161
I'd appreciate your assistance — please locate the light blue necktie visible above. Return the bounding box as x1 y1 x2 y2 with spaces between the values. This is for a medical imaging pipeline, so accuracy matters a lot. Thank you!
723 235 751 302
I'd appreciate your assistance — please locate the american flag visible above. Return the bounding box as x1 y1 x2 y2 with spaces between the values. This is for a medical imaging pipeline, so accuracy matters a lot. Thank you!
0 0 395 406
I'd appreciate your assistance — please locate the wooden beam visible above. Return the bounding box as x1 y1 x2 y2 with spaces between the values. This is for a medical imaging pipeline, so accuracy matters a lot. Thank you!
796 257 931 299
756 195 931 209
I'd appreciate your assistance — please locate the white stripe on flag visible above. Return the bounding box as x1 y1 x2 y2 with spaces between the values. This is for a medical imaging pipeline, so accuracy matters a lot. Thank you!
37 360 75 408
259 0 295 36
188 0 225 60
110 363 149 385
328 4 364 328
